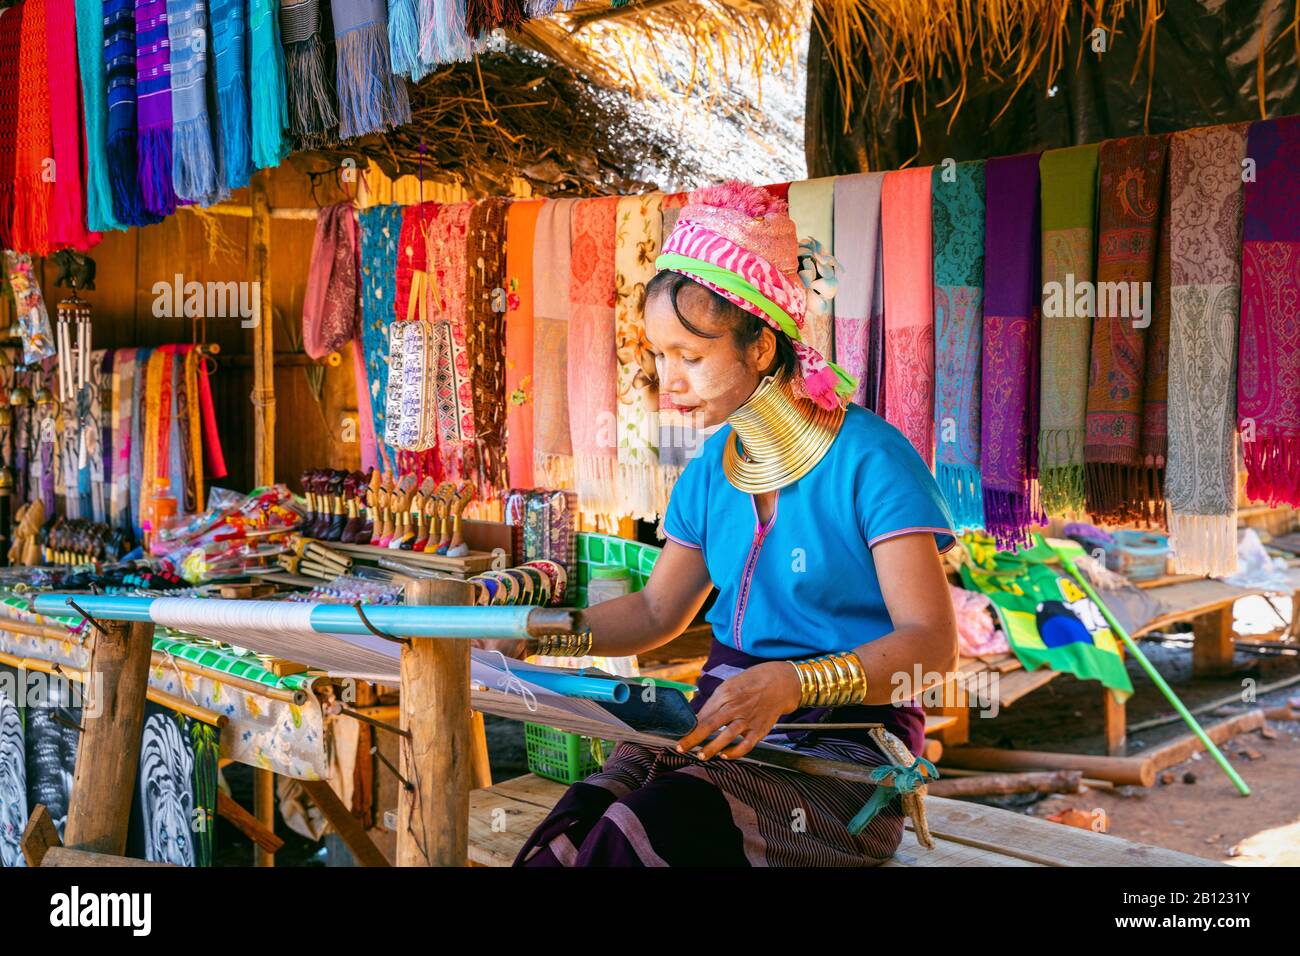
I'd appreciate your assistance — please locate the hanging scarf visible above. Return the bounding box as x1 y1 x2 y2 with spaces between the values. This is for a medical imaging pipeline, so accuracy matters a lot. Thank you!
832 172 885 411
210 0 254 190
79 349 108 523
180 346 203 511
129 347 151 535
138 348 167 530
388 0 420 77
280 0 339 147
72 0 126 233
655 193 706 482
135 0 178 217
196 352 226 480
931 160 985 532
358 204 403 473
105 0 158 224
0 6 21 248
532 197 576 487
101 350 116 521
1238 115 1300 508
427 201 475 451
351 336 378 472
1038 144 1099 515
386 201 435 461
330 0 411 140
981 153 1045 551
568 196 620 522
12 0 54 253
881 166 935 465
1084 135 1169 524
504 198 542 489
167 0 222 205
111 348 138 530
465 0 526 35
465 197 509 491
250 0 290 169
613 192 663 520
304 203 362 357
418 0 474 67
1165 124 1248 574
787 177 836 358
46 0 98 250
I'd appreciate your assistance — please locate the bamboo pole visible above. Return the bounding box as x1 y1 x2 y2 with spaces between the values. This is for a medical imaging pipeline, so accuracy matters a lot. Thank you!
254 769 276 867
398 577 474 866
63 620 155 855
250 173 276 489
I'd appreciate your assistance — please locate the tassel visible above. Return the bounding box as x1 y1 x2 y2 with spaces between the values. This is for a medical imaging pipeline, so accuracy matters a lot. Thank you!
215 79 253 190
336 22 412 139
107 132 158 227
251 0 291 170
388 0 421 76
281 0 339 146
171 116 222 206
138 126 178 217
419 0 473 66
465 0 527 36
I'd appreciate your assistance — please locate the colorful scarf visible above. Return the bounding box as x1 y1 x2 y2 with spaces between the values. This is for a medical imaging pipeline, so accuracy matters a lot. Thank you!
331 0 411 140
1038 144 1099 515
568 196 621 521
532 197 576 487
881 166 935 464
304 203 362 358
787 176 836 358
504 198 542 489
12 0 54 253
465 0 527 35
358 204 404 473
280 0 339 147
981 153 1044 551
418 0 474 66
46 0 97 250
832 172 885 411
197 352 226 481
250 0 290 169
210 0 254 190
465 198 509 490
111 347 138 529
427 201 475 451
614 192 663 519
71 0 124 233
931 160 985 531
135 0 178 217
1084 135 1169 524
0 5 23 248
1238 115 1300 508
168 0 223 205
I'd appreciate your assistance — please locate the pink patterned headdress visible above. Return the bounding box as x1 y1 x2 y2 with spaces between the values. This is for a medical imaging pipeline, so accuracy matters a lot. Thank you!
656 180 855 409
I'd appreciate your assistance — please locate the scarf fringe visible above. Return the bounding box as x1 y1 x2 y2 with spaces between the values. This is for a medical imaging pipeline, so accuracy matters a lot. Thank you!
936 462 984 531
573 453 620 522
656 463 683 516
251 52 289 169
616 461 660 522
981 484 1043 553
172 116 222 206
1085 461 1167 527
284 34 339 144
466 0 527 35
534 452 573 491
216 80 253 190
420 0 473 65
1243 435 1300 507
138 126 178 217
336 23 412 140
1168 512 1239 577
388 0 421 75
10 175 50 254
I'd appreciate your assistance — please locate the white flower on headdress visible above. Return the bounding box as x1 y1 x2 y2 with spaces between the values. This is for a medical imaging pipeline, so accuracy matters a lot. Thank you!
797 237 841 320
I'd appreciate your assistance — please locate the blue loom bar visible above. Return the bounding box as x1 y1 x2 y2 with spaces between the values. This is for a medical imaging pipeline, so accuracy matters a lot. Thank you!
512 669 629 703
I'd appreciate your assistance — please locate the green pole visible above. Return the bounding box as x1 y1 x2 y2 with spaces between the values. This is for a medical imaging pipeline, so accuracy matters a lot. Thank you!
1052 545 1250 796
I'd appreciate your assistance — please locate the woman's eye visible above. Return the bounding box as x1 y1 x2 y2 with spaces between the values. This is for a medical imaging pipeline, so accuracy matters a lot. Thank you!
683 356 701 366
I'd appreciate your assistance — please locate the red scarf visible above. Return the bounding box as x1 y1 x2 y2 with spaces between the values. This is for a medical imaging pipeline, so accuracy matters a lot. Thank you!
12 0 53 254
45 0 97 250
0 5 24 248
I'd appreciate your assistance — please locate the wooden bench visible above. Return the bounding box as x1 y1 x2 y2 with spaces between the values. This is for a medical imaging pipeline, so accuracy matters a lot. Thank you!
468 773 1221 867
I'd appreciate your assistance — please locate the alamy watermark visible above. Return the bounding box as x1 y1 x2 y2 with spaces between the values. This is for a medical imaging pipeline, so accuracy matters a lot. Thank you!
151 274 261 328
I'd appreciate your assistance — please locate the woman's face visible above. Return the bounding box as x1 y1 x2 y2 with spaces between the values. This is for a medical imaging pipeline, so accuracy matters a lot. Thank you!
645 280 775 428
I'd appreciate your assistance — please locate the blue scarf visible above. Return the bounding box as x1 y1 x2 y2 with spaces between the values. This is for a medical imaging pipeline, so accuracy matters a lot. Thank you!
75 0 127 231
358 204 404 471
104 0 161 226
167 0 224 204
250 0 291 168
210 0 253 190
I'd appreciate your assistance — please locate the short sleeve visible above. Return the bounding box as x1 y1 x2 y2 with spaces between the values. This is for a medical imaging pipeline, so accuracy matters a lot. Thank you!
857 428 957 554
662 447 709 550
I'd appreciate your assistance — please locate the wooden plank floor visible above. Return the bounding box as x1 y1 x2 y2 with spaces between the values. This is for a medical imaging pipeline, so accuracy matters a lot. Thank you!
468 774 1223 867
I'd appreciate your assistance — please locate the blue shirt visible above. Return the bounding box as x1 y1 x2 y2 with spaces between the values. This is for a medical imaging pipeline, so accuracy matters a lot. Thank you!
662 404 956 658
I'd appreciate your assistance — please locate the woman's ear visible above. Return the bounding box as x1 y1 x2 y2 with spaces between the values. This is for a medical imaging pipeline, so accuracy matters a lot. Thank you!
751 325 779 375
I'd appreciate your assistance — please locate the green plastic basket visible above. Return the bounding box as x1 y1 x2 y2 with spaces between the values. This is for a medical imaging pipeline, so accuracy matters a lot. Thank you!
524 722 615 784
574 532 660 609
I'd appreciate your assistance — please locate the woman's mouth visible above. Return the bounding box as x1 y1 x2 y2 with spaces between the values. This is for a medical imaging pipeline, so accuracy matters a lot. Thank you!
665 400 699 413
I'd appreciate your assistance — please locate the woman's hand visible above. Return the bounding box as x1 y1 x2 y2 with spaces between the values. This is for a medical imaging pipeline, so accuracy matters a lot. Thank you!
470 638 529 659
675 661 802 761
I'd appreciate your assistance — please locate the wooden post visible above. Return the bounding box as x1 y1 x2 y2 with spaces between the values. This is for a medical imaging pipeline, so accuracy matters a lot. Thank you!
1103 687 1127 756
1192 605 1236 677
398 577 475 866
63 620 154 855
253 769 276 867
469 711 493 790
250 172 276 488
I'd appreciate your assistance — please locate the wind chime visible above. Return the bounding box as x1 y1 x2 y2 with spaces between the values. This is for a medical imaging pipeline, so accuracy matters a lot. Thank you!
52 250 101 524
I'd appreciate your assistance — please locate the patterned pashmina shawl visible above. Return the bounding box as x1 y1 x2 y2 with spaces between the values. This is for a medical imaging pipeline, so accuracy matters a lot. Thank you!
881 167 935 465
1238 115 1300 508
832 172 885 411
613 192 663 520
210 0 254 190
531 197 576 487
981 153 1045 551
46 0 97 250
358 204 404 473
568 196 621 522
304 203 362 357
931 160 986 531
464 198 509 491
426 201 475 454
250 0 291 169
418 0 474 66
330 0 411 140
167 0 223 205
280 0 339 147
105 0 157 225
1038 144 1099 515
504 198 543 489
136 0 179 217
787 176 836 358
111 348 139 529
74 0 126 232
0 6 21 248
12 0 54 253
1084 135 1169 525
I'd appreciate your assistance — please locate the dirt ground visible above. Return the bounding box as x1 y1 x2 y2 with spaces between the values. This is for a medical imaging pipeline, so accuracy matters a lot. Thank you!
964 640 1300 865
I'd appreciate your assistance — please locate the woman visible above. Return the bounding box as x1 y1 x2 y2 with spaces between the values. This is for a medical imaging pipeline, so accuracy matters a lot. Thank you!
515 181 958 866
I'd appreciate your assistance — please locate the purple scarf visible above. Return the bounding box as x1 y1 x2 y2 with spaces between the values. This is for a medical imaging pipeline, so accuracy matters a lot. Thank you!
135 0 178 216
980 153 1044 551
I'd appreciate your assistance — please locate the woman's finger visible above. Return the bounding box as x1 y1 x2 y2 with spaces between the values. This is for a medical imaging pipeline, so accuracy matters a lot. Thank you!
697 721 748 761
676 701 738 753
